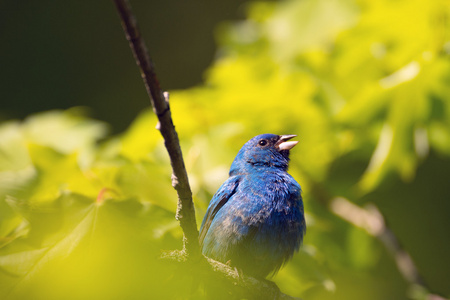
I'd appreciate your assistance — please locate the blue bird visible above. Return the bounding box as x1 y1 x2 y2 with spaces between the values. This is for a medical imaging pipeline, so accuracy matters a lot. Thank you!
199 134 306 278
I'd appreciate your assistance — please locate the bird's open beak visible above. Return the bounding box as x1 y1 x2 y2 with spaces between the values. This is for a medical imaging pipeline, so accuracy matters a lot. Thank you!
276 135 298 151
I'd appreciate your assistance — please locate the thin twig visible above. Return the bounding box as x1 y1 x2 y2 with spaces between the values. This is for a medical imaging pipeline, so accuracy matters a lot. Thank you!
112 0 200 257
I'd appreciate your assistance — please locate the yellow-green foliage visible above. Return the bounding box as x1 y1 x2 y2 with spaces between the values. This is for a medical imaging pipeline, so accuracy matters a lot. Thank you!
1 0 449 299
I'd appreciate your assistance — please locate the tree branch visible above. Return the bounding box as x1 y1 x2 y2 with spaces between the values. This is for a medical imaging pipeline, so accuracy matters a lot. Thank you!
161 250 302 300
331 197 448 300
112 0 200 258
205 257 302 300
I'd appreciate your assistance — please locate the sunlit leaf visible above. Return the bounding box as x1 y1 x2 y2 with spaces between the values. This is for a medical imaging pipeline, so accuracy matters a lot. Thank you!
0 194 180 300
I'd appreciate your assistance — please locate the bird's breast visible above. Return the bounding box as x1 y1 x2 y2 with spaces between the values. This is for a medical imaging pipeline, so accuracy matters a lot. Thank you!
236 172 301 224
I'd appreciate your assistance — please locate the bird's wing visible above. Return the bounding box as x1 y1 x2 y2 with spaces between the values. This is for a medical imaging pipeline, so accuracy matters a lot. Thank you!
199 175 241 246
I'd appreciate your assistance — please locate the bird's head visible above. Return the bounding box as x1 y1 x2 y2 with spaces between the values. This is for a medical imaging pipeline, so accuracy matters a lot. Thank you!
230 134 298 174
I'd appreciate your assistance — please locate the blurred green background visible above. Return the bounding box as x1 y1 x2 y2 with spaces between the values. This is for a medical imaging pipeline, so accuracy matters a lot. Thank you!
1 0 450 299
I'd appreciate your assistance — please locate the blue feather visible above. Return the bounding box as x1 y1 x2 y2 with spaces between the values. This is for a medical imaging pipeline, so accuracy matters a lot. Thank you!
199 134 306 278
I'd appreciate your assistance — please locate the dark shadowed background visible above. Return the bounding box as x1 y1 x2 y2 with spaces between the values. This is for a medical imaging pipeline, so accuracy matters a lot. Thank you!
0 0 251 133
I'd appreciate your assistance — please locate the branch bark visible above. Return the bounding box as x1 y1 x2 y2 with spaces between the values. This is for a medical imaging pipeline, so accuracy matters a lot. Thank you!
112 0 200 258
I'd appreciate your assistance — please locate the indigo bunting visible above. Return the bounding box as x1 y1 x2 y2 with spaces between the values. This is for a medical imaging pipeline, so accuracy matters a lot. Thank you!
199 134 305 278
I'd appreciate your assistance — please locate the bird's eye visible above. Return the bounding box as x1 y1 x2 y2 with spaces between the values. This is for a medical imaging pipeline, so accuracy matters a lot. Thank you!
258 139 268 146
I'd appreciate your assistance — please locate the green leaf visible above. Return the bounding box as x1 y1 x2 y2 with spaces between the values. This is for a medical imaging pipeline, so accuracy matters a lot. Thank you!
0 193 180 300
